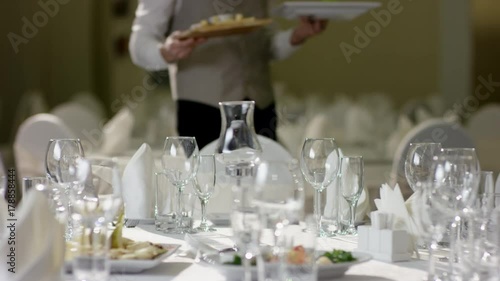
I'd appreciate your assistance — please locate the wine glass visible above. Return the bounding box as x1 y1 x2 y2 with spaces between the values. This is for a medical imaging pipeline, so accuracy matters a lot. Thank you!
253 160 304 249
411 182 447 281
339 156 364 235
429 153 480 278
46 139 85 183
405 143 442 192
300 138 340 237
193 154 217 232
162 136 200 234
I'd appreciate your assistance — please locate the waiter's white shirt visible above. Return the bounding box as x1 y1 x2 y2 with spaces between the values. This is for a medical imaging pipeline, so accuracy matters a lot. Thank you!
129 0 300 71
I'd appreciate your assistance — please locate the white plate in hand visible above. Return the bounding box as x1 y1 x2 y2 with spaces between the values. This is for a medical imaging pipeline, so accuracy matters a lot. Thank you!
273 1 381 21
65 244 180 274
199 251 372 279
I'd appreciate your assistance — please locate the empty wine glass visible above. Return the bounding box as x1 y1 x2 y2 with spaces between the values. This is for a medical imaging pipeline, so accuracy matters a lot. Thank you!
339 156 364 235
300 138 340 237
46 139 85 183
405 143 442 192
193 155 217 232
162 136 200 234
412 182 447 281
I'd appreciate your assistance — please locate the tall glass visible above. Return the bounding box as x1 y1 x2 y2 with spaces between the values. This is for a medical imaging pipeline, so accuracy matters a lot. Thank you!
405 143 442 192
339 156 364 235
45 138 85 241
193 155 217 232
299 138 340 237
162 136 199 234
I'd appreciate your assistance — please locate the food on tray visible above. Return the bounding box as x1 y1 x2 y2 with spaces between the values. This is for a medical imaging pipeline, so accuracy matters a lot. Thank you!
191 13 257 30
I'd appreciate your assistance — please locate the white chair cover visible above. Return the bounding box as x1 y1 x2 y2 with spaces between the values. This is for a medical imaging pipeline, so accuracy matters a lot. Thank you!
51 102 103 154
466 104 500 172
200 135 293 214
14 114 76 179
10 90 48 140
99 107 135 156
389 118 475 197
71 91 106 120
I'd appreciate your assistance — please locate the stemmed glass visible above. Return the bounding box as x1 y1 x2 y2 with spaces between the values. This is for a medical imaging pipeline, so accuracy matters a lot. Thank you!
45 138 85 241
412 182 447 281
162 136 199 234
300 138 340 237
339 156 364 235
405 143 442 192
429 153 480 278
193 154 217 232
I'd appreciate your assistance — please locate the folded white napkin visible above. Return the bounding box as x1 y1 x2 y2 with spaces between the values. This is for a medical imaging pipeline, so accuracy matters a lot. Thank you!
0 190 65 281
99 107 135 156
122 143 154 219
374 183 419 253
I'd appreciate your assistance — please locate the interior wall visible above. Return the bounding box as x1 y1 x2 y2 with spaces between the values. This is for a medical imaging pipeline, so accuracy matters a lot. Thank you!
0 0 94 144
271 0 439 107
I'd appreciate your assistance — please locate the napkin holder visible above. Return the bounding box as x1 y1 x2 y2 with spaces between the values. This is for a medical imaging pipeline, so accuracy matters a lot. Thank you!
356 212 411 262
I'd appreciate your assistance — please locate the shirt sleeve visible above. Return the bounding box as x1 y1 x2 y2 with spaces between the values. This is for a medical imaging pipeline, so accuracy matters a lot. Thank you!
129 0 174 71
271 28 301 61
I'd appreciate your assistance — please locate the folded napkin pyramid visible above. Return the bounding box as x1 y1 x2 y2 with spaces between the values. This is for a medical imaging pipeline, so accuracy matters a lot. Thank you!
374 183 419 254
122 143 155 219
0 190 65 281
99 107 134 156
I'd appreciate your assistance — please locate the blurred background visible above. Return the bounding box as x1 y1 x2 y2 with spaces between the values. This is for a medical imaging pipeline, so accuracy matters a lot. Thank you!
1 0 499 190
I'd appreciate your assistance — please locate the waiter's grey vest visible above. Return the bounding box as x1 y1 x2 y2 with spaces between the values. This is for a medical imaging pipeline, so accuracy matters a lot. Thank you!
168 0 274 109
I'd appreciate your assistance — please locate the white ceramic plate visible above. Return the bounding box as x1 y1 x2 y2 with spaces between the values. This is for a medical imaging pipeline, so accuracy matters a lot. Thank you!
273 1 381 21
65 244 180 274
199 251 372 279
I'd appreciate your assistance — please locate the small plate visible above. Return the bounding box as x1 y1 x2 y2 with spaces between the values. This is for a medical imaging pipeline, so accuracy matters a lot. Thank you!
177 19 272 40
273 1 381 21
65 244 180 274
199 251 372 279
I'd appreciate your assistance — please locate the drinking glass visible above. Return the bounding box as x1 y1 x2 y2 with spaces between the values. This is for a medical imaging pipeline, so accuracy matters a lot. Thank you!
155 172 176 232
253 161 305 253
21 176 49 201
70 158 122 281
412 183 447 281
300 138 340 237
429 153 480 278
405 143 442 192
162 136 199 234
45 138 85 241
339 156 364 235
193 155 217 232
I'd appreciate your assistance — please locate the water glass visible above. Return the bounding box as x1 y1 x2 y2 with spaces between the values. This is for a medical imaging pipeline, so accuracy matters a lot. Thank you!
72 222 110 281
21 176 49 201
155 171 176 232
405 143 442 192
281 215 317 281
178 187 197 232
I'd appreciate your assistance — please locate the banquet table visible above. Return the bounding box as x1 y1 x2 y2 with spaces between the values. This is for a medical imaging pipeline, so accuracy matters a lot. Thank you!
64 224 442 281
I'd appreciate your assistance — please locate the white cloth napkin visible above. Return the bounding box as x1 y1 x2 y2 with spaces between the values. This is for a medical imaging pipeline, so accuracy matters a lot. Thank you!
99 107 135 156
0 190 65 281
374 183 419 253
122 143 155 219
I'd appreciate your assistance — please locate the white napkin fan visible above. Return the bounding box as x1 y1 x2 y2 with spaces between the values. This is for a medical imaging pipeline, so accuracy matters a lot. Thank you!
14 113 76 179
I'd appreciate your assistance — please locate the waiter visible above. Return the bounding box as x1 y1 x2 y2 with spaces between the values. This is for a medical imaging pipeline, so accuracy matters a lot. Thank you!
129 0 327 148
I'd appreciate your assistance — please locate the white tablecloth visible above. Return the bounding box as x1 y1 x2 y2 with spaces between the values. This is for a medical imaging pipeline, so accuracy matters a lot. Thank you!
64 225 435 281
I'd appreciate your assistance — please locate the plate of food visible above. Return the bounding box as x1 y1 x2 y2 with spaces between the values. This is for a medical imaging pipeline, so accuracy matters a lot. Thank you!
177 13 272 40
272 1 381 21
65 237 180 273
199 247 372 279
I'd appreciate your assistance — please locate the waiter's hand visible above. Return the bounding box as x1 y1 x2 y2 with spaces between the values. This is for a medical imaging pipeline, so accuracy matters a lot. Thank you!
290 17 328 46
160 31 206 63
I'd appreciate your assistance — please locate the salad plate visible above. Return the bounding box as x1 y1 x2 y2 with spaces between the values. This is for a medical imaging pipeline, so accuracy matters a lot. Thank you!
272 1 381 21
65 243 180 273
199 250 372 279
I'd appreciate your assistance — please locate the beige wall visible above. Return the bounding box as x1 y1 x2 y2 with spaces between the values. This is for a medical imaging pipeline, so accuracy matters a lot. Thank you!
0 0 94 143
271 0 439 106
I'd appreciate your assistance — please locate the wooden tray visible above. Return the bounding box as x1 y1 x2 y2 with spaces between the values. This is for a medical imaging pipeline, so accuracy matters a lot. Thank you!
177 19 272 40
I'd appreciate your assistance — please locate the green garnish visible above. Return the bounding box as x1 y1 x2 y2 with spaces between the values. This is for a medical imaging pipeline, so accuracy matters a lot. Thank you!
223 255 257 266
322 249 356 263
